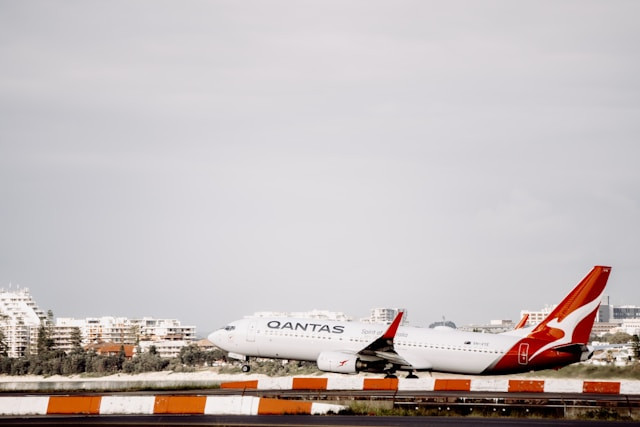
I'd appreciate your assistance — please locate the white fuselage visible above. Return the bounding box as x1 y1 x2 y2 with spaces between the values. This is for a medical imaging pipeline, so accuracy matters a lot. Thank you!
209 317 526 375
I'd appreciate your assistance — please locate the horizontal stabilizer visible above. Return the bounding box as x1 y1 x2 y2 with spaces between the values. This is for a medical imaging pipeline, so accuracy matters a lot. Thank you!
553 343 587 354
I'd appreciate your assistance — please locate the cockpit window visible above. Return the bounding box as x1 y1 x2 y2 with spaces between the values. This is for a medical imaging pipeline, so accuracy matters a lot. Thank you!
224 325 235 331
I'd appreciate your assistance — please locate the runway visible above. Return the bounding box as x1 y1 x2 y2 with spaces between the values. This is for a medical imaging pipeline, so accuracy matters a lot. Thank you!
0 414 634 427
1 388 638 424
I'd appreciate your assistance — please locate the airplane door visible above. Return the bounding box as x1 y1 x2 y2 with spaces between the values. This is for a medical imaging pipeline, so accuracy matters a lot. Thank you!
246 321 256 342
518 343 529 365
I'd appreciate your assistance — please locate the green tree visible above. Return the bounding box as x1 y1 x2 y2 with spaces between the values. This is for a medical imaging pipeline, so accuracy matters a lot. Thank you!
631 335 640 359
123 346 168 373
179 344 203 366
607 332 633 344
70 328 83 354
0 329 8 357
116 345 126 370
36 324 55 357
62 351 86 375
0 355 12 374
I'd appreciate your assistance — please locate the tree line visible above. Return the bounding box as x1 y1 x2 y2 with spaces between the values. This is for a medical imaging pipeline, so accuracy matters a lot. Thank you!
0 325 225 376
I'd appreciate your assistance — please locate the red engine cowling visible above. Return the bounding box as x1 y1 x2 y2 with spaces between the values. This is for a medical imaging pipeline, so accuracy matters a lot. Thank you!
317 351 360 373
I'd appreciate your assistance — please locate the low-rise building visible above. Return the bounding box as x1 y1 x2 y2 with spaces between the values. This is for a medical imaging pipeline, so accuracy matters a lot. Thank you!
591 322 622 336
86 343 135 358
138 339 191 358
612 319 640 336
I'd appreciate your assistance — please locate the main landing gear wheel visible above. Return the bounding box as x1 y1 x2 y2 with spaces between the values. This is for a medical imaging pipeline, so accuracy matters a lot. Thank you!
384 373 398 379
406 372 418 379
241 364 250 373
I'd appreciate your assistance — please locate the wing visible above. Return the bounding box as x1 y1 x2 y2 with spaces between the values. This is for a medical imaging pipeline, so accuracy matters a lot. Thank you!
356 311 412 367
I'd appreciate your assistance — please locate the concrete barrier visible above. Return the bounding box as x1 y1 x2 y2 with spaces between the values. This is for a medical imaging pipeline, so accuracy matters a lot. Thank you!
153 396 207 414
363 378 398 390
100 396 156 414
326 376 367 390
293 377 328 390
621 381 640 395
257 397 312 415
0 378 219 392
47 396 102 414
508 380 545 393
219 376 640 395
204 396 260 415
0 396 49 415
0 395 345 416
583 381 621 394
544 379 583 393
434 378 471 391
220 380 258 389
469 378 509 392
398 377 435 391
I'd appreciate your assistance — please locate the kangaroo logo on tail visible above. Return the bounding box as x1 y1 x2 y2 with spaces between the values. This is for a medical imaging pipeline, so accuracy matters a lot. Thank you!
527 266 610 357
486 266 611 374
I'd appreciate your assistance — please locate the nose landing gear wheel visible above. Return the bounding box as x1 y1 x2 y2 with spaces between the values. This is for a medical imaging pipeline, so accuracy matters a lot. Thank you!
241 364 250 373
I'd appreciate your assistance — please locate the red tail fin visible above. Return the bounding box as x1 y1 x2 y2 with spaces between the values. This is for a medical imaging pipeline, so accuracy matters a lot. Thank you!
486 266 612 374
529 266 611 344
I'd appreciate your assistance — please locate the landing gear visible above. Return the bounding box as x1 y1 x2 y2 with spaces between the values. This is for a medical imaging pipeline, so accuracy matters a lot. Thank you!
384 366 398 379
406 372 419 379
241 364 250 373
382 362 398 379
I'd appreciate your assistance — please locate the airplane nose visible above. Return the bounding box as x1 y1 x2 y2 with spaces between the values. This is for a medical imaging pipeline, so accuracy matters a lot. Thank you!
208 329 225 347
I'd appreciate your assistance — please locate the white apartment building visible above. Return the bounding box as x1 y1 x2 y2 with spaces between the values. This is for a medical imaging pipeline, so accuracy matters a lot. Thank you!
54 317 196 350
0 288 48 357
519 305 557 327
249 310 353 321
614 319 640 336
362 308 408 325
55 317 138 346
130 317 196 342
249 308 407 324
138 339 192 359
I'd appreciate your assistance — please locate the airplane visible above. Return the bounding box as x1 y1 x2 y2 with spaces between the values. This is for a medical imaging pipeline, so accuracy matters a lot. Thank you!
208 266 611 377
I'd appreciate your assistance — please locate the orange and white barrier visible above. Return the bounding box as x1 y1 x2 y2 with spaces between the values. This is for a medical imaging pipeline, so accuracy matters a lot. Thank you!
0 395 344 416
0 396 50 416
221 377 640 395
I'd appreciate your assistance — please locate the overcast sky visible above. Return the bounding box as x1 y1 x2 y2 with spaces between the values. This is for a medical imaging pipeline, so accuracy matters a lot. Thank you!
1 1 639 335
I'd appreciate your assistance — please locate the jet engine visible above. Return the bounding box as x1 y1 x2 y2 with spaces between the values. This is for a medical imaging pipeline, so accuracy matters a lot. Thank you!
316 351 361 374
